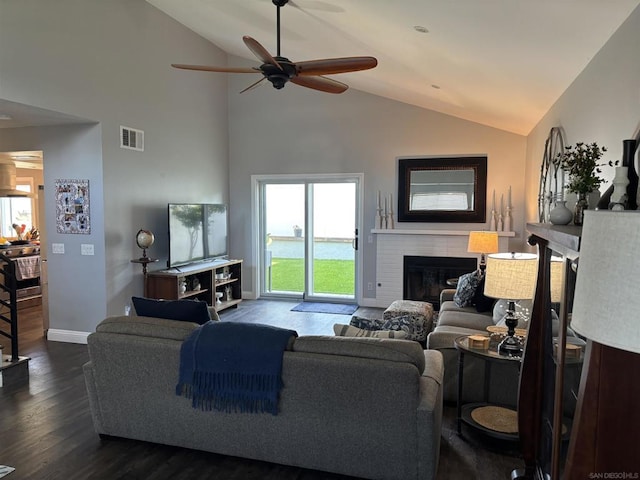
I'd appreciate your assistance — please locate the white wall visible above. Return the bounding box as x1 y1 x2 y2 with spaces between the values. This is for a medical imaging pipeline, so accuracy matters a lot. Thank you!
5 0 636 330
526 5 640 224
227 61 527 301
0 124 107 332
0 0 229 336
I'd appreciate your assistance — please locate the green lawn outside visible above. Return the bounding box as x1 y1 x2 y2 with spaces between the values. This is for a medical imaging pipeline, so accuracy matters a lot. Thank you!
270 258 355 295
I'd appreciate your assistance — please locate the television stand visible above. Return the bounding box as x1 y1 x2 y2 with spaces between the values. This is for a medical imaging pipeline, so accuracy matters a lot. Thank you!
146 259 242 313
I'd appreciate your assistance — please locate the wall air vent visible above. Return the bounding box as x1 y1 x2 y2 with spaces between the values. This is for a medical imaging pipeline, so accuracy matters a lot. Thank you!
120 126 144 152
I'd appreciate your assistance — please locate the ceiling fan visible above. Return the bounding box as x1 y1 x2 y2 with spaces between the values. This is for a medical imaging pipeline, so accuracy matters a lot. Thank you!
171 0 377 94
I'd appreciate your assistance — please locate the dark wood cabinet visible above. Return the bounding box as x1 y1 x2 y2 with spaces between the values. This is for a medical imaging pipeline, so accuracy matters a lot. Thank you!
146 259 242 313
514 223 584 480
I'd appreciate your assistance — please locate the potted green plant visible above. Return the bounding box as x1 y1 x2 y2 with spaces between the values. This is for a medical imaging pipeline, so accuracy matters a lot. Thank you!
556 142 609 225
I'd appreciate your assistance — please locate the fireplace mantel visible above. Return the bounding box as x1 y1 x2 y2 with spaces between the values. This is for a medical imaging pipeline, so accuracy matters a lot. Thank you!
373 229 514 308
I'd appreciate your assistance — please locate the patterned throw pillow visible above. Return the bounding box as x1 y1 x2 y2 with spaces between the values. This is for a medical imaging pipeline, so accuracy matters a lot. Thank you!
453 270 482 307
349 315 385 331
380 314 427 342
333 324 408 339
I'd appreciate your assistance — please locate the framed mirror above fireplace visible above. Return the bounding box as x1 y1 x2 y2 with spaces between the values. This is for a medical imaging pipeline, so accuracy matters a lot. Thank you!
398 156 487 223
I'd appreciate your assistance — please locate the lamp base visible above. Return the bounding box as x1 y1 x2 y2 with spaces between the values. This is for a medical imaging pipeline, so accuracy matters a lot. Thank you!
499 334 523 356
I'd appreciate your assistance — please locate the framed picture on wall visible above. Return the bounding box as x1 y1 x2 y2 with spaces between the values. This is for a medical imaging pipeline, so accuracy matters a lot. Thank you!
55 179 90 234
397 156 487 223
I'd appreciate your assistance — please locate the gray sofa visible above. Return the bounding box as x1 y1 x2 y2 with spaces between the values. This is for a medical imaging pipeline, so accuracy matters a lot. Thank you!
427 289 583 413
427 289 519 405
84 315 444 480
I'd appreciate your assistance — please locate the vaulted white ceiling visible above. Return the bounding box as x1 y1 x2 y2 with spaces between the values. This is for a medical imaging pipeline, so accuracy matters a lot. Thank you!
147 0 640 135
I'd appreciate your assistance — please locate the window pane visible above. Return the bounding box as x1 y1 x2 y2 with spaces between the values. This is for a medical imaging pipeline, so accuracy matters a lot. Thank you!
0 183 33 238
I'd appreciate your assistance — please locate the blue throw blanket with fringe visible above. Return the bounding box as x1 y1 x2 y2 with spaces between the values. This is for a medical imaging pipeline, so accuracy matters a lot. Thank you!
176 321 297 415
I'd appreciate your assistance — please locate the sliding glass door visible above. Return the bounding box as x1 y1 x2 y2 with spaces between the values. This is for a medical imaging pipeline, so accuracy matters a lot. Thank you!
258 176 359 303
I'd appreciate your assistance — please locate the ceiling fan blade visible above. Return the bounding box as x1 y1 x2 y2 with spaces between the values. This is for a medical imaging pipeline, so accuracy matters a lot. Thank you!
239 76 268 94
243 36 283 70
172 64 259 74
291 75 348 94
288 0 345 13
295 56 377 76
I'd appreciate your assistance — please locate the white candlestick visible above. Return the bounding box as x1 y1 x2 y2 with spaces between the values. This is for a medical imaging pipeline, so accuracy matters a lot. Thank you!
377 190 381 210
492 190 496 212
508 186 512 208
500 194 504 216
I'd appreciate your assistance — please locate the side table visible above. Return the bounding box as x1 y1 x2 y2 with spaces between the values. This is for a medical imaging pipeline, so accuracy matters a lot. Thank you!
131 256 158 297
454 334 521 441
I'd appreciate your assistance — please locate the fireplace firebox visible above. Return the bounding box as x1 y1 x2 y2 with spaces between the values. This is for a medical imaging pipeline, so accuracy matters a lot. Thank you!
403 256 477 310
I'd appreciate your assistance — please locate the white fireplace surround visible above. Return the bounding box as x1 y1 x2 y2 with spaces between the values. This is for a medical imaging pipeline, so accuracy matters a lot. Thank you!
372 229 514 308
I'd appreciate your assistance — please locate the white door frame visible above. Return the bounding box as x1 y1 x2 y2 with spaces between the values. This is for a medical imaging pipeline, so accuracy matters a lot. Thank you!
251 173 364 304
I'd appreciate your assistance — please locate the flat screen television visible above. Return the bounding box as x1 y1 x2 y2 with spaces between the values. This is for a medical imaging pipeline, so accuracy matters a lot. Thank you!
167 203 228 268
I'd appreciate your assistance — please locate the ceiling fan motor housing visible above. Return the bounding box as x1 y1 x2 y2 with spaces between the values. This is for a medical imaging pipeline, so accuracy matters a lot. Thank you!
262 57 296 89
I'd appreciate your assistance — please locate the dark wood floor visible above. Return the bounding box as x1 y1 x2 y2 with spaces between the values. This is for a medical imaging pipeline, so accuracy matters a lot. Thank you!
0 300 523 480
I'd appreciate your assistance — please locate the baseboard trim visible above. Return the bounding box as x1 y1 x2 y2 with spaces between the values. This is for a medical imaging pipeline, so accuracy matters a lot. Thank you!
358 298 379 308
47 329 90 344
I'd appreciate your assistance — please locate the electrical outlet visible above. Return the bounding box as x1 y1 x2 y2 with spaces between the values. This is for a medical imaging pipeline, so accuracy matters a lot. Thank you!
81 244 94 255
367 282 373 291
367 235 373 244
52 243 65 254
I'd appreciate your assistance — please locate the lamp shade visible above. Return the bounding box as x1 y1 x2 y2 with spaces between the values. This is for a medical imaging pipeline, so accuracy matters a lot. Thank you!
550 256 564 303
484 252 538 300
467 231 499 254
571 210 640 354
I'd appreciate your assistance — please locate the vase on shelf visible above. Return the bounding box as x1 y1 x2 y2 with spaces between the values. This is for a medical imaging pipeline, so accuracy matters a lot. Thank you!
609 166 630 210
622 139 638 210
573 193 589 226
549 200 573 225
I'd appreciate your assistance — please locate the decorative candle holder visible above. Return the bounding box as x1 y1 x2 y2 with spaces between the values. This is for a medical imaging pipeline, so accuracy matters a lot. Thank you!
504 207 512 232
376 208 385 229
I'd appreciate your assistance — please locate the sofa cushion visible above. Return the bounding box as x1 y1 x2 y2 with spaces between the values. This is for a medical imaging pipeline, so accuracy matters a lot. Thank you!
437 301 494 331
294 335 425 373
131 296 211 325
453 270 482 307
334 324 409 340
95 315 199 340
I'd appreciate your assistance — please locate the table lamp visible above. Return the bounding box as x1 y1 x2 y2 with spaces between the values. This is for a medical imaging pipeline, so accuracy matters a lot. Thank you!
467 231 499 273
484 252 538 355
564 210 640 477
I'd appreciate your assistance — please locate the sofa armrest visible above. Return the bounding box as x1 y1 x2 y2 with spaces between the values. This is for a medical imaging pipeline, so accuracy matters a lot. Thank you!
440 288 456 304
